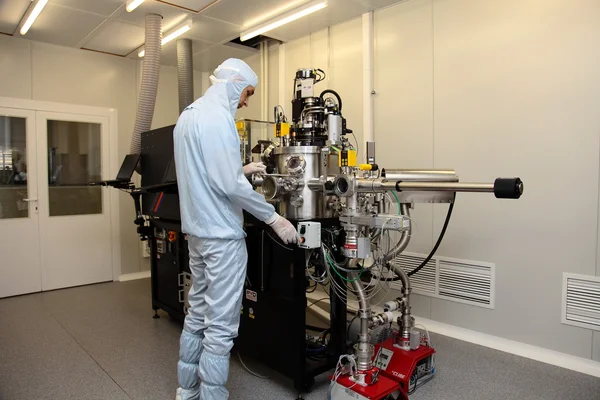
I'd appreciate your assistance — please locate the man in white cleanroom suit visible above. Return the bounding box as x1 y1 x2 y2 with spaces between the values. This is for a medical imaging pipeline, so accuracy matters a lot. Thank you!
173 58 298 400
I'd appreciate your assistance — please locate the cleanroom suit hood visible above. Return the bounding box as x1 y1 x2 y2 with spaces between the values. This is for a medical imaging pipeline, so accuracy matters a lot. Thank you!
207 57 258 117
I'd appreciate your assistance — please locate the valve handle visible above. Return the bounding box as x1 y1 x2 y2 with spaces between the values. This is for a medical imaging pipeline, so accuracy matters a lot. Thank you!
494 178 523 199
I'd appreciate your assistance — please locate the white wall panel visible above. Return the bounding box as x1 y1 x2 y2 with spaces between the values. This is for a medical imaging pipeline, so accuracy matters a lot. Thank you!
267 43 280 120
374 0 435 261
0 36 32 99
329 18 363 159
310 29 329 72
152 65 180 129
284 36 311 116
431 0 600 358
236 53 263 121
593 332 600 362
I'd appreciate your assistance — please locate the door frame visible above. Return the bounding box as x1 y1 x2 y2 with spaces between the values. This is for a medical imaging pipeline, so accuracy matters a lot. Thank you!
0 96 121 280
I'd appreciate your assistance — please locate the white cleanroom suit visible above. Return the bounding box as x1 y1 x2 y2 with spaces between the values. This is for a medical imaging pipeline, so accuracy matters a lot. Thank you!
173 58 297 400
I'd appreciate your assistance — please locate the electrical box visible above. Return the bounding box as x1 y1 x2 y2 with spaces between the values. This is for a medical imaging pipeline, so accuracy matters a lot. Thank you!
297 221 321 249
357 237 371 259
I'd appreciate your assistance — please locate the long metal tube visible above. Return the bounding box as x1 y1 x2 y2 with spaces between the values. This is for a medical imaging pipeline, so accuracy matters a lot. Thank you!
382 181 494 193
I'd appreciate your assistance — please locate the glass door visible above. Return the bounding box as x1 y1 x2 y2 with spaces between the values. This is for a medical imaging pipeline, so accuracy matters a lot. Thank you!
36 112 113 291
0 108 41 298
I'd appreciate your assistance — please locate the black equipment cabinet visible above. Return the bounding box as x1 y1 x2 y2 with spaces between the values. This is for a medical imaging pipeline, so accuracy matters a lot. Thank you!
149 219 189 321
237 218 347 393
140 125 188 322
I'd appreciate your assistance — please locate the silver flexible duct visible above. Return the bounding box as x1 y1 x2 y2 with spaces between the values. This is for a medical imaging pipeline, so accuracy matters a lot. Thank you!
130 14 162 155
350 267 373 371
177 39 194 113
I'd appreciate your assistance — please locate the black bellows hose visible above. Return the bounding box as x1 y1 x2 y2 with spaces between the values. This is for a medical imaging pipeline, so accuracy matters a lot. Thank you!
320 89 342 111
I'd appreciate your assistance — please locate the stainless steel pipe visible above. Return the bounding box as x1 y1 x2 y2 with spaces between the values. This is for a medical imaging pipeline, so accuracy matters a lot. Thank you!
380 181 495 193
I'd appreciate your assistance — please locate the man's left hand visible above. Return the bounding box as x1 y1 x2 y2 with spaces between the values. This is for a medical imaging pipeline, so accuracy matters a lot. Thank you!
243 162 267 176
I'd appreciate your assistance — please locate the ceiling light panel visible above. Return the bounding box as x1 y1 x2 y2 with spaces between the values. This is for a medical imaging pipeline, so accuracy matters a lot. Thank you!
0 0 30 35
240 0 328 42
21 3 105 46
19 0 49 35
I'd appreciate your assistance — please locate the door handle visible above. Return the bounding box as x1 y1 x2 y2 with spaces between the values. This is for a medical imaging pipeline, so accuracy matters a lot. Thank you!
23 198 38 202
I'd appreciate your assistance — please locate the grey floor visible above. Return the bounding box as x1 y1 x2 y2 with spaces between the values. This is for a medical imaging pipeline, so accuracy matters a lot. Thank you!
1 279 599 400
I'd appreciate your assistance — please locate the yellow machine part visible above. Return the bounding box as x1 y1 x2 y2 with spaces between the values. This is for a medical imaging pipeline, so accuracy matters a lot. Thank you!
275 122 290 137
338 149 357 167
236 120 247 139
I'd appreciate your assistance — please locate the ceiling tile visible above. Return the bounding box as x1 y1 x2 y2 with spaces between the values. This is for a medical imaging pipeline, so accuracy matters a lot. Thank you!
187 15 239 43
0 0 30 35
49 0 125 17
204 0 311 28
117 0 191 32
84 21 145 56
157 0 216 13
193 43 258 72
23 3 106 47
159 38 214 66
266 0 367 42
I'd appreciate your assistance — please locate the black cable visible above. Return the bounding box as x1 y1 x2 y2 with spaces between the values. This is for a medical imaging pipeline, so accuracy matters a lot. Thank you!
319 89 342 111
315 69 326 83
408 196 455 277
350 132 359 158
308 297 329 309
378 195 456 281
346 316 357 341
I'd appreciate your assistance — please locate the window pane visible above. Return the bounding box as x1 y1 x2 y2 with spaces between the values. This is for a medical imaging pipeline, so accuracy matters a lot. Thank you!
0 116 28 219
47 120 102 217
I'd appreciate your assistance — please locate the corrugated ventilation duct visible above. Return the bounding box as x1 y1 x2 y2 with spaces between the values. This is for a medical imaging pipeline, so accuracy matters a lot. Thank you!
177 38 194 113
130 13 162 155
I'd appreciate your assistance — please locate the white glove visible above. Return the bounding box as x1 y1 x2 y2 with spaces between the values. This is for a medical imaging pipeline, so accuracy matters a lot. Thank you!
243 162 267 176
266 214 298 244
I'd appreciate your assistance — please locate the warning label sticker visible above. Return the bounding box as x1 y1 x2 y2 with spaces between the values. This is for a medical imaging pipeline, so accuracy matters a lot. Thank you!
245 289 258 302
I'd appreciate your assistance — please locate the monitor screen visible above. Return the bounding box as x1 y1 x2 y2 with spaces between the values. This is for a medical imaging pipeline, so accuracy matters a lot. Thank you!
116 154 141 181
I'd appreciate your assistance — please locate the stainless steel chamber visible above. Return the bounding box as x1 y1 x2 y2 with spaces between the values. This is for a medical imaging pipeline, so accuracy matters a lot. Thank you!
263 146 340 220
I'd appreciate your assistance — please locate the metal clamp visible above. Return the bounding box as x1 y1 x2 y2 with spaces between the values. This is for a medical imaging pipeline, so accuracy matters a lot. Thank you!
339 214 410 231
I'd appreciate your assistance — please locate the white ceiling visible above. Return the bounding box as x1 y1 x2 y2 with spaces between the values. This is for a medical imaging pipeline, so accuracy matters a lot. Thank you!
1 0 404 71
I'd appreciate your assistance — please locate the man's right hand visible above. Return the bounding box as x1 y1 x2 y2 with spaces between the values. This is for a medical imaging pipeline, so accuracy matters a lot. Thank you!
267 214 299 244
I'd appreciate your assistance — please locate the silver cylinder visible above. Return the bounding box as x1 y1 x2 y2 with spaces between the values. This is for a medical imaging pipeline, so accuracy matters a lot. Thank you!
327 114 342 144
176 39 194 114
262 176 282 200
391 181 494 193
382 169 458 182
130 14 162 156
273 146 336 220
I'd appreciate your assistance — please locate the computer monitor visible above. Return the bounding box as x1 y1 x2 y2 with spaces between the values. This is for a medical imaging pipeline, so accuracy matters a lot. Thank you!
116 154 141 181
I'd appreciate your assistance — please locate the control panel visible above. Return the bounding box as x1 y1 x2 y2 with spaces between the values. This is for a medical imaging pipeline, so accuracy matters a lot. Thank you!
297 221 321 249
